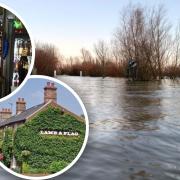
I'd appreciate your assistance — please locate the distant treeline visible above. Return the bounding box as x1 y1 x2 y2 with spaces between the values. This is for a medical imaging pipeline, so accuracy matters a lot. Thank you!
35 3 180 80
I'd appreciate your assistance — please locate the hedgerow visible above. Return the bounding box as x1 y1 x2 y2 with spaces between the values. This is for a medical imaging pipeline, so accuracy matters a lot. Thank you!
13 106 85 173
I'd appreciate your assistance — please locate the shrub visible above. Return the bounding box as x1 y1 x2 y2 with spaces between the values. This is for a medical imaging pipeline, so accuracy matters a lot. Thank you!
22 162 29 174
24 167 49 174
35 43 61 77
21 150 31 163
49 161 68 173
21 150 31 158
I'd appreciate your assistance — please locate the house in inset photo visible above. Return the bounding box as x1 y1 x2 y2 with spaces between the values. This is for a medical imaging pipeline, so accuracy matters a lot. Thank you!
0 81 86 176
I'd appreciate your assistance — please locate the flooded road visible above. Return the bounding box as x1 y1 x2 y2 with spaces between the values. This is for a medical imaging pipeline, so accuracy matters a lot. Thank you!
1 77 180 179
58 77 180 180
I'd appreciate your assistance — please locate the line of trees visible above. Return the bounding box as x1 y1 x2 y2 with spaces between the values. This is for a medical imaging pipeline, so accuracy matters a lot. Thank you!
34 4 180 80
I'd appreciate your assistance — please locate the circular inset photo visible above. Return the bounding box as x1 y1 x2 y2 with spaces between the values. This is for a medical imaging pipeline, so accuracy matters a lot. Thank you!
0 4 35 99
0 75 89 179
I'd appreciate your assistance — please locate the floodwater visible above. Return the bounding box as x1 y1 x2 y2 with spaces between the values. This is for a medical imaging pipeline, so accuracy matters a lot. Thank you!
1 77 180 180
58 77 180 180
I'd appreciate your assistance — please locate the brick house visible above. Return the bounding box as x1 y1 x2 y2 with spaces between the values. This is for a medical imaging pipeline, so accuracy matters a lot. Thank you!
0 82 85 170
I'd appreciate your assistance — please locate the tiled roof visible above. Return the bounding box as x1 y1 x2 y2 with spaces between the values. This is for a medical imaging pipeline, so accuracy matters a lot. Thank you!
0 103 45 127
0 101 84 128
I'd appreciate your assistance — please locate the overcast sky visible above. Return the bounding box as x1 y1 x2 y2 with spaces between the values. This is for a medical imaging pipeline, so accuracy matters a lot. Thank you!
1 0 180 57
0 77 84 116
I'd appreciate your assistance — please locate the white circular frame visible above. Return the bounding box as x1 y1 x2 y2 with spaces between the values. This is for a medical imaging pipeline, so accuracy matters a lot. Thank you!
0 3 35 102
0 75 89 180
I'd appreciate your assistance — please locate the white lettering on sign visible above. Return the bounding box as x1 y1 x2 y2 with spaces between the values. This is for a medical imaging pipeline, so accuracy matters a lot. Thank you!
40 130 79 136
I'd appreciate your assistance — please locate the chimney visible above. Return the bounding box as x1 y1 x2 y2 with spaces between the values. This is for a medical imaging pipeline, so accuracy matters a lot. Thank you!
44 82 57 103
0 108 12 120
16 98 26 114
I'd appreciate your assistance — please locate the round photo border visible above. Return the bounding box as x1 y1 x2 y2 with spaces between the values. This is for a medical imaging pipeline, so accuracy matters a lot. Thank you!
0 3 35 102
0 75 89 180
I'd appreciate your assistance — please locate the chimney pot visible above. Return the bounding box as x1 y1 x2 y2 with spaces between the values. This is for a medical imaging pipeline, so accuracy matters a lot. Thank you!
16 98 26 114
0 107 12 120
44 82 57 103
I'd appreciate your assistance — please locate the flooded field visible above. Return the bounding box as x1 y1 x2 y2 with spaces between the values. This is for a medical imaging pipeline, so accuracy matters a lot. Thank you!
1 76 180 180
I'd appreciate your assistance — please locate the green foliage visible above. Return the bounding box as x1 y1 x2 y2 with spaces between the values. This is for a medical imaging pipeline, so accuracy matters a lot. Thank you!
21 150 31 157
22 162 29 174
14 106 85 173
0 130 3 151
21 150 31 163
49 161 68 173
0 141 3 151
2 128 13 167
24 167 49 174
13 166 21 173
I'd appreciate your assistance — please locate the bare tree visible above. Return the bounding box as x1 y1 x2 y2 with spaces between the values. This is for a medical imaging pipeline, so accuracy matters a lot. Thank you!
148 5 171 79
168 23 180 78
94 40 109 78
114 4 171 80
111 39 123 66
174 24 180 67
81 48 93 62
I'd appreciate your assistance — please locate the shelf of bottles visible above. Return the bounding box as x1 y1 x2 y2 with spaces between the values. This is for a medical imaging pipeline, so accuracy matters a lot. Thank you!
13 18 32 69
14 38 31 69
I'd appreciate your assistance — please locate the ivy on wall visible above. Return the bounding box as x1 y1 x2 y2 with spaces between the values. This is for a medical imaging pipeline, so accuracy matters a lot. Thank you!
0 130 4 150
13 106 85 173
2 128 13 167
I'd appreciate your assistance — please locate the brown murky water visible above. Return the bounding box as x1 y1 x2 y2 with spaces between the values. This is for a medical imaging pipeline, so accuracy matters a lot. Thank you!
1 77 180 180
